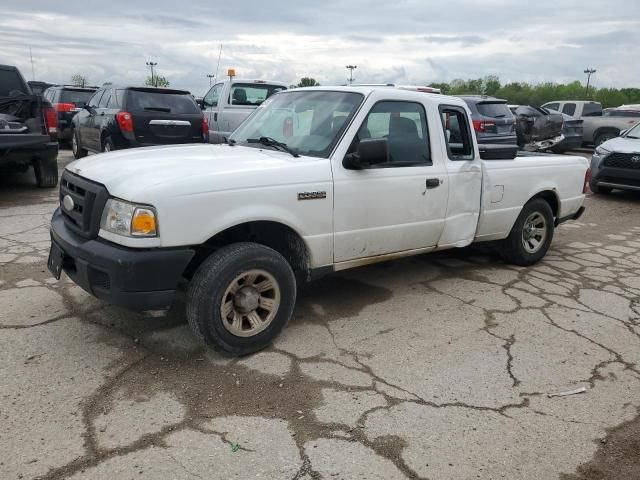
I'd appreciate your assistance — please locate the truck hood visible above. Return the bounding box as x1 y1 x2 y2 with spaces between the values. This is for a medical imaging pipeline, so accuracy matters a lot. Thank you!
65 143 331 202
600 135 640 154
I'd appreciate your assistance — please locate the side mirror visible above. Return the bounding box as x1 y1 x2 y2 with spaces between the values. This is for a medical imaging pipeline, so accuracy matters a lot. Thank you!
197 99 205 109
84 105 95 113
343 138 388 169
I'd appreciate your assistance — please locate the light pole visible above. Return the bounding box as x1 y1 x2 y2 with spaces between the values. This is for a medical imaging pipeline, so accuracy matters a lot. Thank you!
146 61 158 87
346 65 357 84
584 68 596 97
206 74 215 86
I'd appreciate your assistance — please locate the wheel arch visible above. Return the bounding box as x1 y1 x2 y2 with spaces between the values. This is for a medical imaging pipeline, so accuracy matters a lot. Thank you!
528 189 559 218
593 126 620 143
186 220 312 283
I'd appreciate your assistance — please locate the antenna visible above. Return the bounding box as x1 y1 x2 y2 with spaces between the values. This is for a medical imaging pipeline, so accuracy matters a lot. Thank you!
29 46 35 80
214 45 223 81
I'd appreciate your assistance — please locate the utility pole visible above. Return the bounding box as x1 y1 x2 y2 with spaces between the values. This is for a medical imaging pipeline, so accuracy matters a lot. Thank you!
346 65 357 84
584 68 596 97
206 74 215 86
29 46 35 80
146 61 158 87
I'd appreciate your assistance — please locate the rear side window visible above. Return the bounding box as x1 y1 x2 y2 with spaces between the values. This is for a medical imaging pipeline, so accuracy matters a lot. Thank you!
230 83 286 106
476 102 512 118
562 103 576 116
126 90 199 113
582 102 602 117
60 89 95 107
0 69 27 96
440 105 474 160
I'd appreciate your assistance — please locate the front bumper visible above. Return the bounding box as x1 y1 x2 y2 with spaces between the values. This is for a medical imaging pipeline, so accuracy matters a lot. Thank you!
50 208 195 311
591 154 640 192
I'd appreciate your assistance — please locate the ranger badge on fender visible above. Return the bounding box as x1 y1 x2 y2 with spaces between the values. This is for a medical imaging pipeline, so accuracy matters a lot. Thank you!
297 191 327 201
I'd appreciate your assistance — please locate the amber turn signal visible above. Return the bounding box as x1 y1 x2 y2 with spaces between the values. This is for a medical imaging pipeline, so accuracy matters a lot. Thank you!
131 208 157 236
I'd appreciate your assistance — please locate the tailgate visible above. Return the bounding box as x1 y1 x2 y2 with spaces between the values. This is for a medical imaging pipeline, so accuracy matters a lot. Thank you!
133 112 202 144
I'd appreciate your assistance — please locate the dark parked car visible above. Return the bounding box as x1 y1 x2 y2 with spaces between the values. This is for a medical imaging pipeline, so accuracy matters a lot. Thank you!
0 64 59 187
589 121 640 194
457 95 516 144
71 86 209 158
544 108 584 153
43 85 98 142
510 105 564 151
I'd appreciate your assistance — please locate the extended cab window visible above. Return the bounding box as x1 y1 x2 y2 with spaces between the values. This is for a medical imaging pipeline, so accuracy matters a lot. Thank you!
351 101 431 167
440 105 474 160
229 83 286 106
562 103 576 116
204 83 223 107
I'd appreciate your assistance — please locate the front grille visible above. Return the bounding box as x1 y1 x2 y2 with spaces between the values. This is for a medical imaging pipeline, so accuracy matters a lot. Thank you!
59 171 109 239
603 152 640 170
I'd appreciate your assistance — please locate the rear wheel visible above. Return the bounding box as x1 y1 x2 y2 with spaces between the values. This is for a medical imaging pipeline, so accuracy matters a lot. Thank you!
33 158 58 188
72 129 87 159
186 242 297 356
594 131 617 147
501 198 554 266
102 135 115 153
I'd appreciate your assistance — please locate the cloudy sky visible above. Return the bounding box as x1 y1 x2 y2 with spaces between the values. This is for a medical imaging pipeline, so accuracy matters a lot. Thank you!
3 0 639 95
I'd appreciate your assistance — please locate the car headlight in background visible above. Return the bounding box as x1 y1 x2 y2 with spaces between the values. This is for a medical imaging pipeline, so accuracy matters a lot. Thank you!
594 145 610 156
100 199 158 237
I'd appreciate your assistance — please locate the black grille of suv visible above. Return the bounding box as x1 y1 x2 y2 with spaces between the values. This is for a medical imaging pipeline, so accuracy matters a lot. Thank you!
59 171 109 239
603 152 640 170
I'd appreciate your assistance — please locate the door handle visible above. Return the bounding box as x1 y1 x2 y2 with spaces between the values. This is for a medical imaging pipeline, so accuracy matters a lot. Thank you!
426 178 441 189
214 112 218 122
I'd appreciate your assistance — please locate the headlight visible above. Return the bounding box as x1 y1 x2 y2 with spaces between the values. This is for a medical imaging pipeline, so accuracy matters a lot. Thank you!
594 145 610 156
100 199 158 237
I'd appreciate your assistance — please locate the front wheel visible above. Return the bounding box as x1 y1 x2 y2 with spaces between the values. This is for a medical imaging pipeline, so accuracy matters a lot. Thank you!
186 243 297 356
594 132 617 147
102 135 115 153
501 198 554 266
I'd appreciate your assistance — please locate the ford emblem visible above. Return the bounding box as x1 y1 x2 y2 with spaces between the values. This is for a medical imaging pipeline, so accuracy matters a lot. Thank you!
63 195 75 211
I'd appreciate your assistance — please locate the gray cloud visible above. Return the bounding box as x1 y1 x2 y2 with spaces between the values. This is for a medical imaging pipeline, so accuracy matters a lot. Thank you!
2 1 638 95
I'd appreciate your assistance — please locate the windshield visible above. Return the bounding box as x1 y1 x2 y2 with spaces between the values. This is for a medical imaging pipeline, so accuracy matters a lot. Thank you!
230 90 364 158
625 122 640 138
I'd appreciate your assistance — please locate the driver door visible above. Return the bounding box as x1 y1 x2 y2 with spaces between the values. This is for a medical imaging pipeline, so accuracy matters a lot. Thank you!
203 83 223 142
332 100 449 263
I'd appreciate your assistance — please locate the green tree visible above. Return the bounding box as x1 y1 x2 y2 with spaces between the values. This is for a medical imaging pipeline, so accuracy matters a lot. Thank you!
145 75 170 87
296 77 321 87
70 74 89 87
482 75 501 96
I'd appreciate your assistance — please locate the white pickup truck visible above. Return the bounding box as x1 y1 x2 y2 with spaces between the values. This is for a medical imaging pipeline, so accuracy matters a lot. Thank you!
49 86 589 355
200 78 287 143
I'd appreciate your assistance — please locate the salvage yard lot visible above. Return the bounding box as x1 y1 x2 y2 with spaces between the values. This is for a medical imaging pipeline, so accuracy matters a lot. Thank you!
1 149 640 480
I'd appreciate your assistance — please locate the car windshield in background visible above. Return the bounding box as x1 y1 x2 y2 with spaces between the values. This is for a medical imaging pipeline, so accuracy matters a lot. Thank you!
126 89 199 113
582 102 603 116
60 89 95 107
477 102 512 118
0 70 26 97
230 90 363 158
229 83 287 106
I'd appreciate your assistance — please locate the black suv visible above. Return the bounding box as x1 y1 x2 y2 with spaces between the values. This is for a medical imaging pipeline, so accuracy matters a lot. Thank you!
457 95 517 144
0 64 59 187
43 85 98 142
71 86 208 158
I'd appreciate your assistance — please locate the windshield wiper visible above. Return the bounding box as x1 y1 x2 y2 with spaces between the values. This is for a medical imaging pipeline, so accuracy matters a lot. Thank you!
246 137 299 157
625 135 639 139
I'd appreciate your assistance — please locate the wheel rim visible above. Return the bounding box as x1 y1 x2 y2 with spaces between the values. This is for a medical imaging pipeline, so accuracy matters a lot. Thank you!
220 269 281 337
104 142 111 152
522 212 547 254
72 134 78 155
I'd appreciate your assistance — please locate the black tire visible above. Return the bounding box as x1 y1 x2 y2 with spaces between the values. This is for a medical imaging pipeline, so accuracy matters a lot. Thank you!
33 158 58 188
589 181 612 194
72 129 87 159
186 242 297 356
501 198 554 266
102 135 115 153
594 131 617 147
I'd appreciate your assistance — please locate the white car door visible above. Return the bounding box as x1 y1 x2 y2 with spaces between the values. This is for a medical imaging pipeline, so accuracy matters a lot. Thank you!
202 83 223 142
332 98 449 263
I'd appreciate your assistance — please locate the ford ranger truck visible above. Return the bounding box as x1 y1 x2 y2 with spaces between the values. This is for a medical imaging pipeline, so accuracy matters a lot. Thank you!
49 86 589 355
